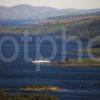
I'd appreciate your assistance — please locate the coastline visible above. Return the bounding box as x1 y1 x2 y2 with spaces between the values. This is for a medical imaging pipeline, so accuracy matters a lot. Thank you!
49 62 100 67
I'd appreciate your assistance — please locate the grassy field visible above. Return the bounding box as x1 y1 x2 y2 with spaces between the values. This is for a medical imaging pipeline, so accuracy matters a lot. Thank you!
68 58 100 64
81 48 100 54
67 48 100 64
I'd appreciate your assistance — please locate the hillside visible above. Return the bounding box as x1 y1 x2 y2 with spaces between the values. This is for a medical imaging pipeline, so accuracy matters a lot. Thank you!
64 16 100 40
0 16 99 40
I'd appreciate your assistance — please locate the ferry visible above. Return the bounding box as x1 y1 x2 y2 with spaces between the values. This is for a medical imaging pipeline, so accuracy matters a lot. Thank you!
32 59 50 64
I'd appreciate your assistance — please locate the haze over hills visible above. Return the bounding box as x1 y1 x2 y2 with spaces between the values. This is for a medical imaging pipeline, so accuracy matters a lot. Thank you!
0 4 100 19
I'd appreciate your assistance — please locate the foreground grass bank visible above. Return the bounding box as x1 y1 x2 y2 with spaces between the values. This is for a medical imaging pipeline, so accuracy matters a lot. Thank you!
0 91 58 100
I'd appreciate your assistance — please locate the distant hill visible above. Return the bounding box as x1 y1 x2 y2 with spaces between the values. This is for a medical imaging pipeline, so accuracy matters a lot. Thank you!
0 4 100 19
49 12 100 20
0 4 57 19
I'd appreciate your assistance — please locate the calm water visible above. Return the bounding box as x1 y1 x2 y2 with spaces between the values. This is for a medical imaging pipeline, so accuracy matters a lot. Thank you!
0 19 33 26
0 34 100 100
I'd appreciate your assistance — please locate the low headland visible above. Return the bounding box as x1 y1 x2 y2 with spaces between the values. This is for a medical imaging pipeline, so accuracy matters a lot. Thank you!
19 85 61 92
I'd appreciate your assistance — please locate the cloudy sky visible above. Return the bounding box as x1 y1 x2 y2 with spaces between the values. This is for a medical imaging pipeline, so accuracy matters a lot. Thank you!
0 0 100 9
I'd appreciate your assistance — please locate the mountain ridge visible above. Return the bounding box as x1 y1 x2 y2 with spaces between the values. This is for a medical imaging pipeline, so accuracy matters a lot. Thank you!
0 4 100 19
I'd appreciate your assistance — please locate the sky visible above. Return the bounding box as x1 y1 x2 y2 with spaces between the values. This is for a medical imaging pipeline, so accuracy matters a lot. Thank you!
0 0 100 9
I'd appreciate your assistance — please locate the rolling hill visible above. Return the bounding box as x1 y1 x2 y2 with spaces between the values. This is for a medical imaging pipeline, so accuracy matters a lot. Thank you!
0 16 99 41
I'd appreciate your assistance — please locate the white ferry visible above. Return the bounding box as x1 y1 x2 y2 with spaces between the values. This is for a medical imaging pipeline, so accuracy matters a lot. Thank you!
32 59 50 64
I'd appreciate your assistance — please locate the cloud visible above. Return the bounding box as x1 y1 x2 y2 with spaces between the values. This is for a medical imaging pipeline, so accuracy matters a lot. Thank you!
0 0 100 9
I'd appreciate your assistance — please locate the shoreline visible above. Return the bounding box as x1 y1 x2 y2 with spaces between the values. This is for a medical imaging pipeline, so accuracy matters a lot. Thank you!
49 62 100 67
